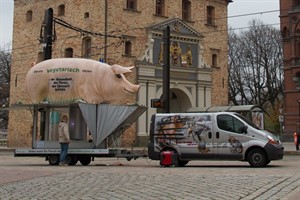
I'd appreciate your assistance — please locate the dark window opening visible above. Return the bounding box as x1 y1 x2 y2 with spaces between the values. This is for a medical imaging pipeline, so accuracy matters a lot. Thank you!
26 10 33 22
82 37 91 58
58 4 65 16
64 48 73 58
127 0 137 10
282 27 288 38
125 41 132 56
182 0 191 21
156 0 165 16
207 6 215 25
212 54 217 67
84 12 89 19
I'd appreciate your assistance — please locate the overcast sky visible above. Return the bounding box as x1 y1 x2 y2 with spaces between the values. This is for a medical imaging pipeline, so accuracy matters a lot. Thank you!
0 0 280 49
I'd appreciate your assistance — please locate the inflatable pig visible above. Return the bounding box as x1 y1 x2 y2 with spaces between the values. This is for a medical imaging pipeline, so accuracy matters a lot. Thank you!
25 58 140 104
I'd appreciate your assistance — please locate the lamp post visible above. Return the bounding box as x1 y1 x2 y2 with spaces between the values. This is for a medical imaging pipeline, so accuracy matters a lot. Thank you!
279 108 283 141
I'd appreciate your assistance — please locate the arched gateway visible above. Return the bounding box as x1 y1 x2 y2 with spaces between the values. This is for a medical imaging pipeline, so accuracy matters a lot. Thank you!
135 19 213 146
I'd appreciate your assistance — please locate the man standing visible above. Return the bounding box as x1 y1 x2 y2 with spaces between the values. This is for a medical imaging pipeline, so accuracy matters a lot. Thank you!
294 132 300 151
59 115 70 165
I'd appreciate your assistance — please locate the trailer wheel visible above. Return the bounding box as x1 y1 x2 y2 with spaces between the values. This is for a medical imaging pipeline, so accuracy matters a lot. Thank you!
247 148 268 167
66 155 78 166
79 157 91 166
48 155 60 165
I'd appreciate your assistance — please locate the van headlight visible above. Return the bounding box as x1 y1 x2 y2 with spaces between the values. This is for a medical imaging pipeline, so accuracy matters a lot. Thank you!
267 135 278 144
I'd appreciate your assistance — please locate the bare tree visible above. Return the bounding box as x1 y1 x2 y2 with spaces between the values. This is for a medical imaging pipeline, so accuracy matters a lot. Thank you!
0 45 11 130
228 20 284 110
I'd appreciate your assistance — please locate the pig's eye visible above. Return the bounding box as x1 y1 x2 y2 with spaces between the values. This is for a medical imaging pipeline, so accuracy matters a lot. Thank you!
115 74 122 79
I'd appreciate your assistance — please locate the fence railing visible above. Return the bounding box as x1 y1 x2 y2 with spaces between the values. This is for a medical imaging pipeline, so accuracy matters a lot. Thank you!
0 132 7 146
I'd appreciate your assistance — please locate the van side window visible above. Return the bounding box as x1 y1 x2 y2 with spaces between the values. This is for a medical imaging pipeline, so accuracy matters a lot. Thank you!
217 115 244 134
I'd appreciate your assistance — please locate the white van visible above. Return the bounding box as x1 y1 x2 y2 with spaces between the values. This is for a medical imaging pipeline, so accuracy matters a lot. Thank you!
148 112 284 167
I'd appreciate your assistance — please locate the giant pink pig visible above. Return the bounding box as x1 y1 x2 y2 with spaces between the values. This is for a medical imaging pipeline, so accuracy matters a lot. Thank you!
25 58 140 104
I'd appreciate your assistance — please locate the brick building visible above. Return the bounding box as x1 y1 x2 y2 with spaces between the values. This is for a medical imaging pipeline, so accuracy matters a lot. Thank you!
280 0 300 137
9 0 231 147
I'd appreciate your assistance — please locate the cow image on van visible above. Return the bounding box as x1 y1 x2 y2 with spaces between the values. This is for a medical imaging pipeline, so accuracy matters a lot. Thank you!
154 115 211 153
148 112 284 167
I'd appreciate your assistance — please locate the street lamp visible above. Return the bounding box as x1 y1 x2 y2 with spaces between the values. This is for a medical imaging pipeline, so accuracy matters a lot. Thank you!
279 108 283 141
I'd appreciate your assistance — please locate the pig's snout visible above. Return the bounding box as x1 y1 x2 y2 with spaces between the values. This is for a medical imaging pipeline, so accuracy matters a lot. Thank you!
124 84 140 95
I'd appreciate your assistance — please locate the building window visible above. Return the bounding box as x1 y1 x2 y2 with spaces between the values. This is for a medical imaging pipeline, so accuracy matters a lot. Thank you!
82 37 91 58
297 42 300 58
64 48 73 58
26 10 33 22
37 52 43 63
282 27 288 38
217 114 245 133
125 41 132 56
212 54 217 67
207 6 215 25
127 0 137 10
58 4 65 16
294 0 300 6
156 0 165 16
84 12 89 19
182 0 191 21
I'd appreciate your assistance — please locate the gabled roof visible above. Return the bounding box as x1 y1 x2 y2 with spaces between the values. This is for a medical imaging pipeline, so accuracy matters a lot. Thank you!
148 18 203 38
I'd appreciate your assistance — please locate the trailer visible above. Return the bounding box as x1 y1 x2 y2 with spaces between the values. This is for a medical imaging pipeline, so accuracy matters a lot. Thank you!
13 103 147 165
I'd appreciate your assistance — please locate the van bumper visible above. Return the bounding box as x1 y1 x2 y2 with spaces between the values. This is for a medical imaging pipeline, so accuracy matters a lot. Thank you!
264 143 284 160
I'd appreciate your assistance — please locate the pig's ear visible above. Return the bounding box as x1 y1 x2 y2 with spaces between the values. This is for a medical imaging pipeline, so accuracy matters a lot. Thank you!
111 64 134 74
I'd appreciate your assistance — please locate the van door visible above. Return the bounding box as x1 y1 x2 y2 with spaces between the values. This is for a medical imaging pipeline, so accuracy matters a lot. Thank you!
180 114 215 159
214 114 247 160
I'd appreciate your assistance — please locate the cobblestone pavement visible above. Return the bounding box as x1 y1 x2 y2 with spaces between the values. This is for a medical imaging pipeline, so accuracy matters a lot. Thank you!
0 154 299 200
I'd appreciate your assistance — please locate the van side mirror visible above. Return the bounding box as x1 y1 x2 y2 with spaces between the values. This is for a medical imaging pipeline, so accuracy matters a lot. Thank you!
240 125 248 134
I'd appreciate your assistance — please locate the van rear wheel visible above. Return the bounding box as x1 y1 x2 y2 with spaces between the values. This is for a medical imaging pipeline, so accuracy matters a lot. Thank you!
79 157 91 166
247 149 268 167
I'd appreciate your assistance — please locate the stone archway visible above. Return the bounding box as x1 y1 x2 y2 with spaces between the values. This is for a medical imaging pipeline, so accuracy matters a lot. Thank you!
157 88 192 113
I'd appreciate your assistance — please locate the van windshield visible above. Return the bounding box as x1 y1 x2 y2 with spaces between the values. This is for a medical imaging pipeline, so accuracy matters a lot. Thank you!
234 113 260 130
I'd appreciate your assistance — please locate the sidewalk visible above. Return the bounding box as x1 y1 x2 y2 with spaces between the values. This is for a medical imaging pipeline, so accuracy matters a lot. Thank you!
1 142 299 155
281 142 300 155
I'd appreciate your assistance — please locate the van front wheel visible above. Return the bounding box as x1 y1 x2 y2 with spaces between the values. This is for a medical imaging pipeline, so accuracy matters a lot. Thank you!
247 149 268 167
178 160 189 167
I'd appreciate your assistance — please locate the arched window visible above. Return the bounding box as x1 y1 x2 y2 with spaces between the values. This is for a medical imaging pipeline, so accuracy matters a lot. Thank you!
282 27 288 38
182 0 191 21
125 41 132 56
64 48 73 58
82 37 91 58
26 10 33 22
207 6 215 25
156 0 165 16
58 4 65 16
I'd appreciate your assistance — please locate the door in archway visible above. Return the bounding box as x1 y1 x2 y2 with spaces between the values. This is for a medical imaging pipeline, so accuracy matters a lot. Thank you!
157 88 192 113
